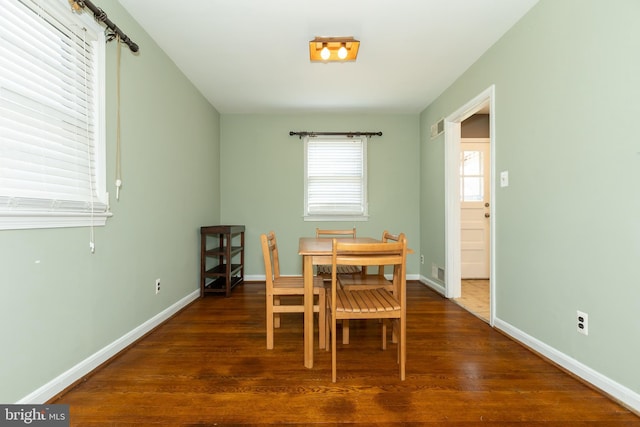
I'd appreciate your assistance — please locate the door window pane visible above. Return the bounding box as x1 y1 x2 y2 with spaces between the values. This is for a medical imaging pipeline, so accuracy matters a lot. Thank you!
460 150 484 202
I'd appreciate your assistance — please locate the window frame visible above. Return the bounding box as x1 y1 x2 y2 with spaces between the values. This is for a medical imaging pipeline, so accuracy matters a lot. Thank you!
303 135 369 222
0 0 109 230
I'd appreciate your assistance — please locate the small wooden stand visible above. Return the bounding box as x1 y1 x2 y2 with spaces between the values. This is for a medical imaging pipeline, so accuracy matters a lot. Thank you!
200 225 245 297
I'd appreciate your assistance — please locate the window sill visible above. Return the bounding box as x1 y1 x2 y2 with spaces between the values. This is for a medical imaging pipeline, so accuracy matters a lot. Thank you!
0 211 113 230
303 215 369 222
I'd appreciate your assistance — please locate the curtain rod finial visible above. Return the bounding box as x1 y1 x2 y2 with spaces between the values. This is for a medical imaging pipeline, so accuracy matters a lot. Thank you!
69 0 84 12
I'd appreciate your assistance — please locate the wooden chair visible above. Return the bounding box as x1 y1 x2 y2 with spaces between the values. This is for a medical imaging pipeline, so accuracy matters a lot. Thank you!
260 232 326 350
315 227 365 279
325 235 407 382
339 230 400 290
337 230 400 345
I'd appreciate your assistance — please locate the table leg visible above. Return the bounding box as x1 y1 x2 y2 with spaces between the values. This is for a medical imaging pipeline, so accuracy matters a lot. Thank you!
303 255 313 368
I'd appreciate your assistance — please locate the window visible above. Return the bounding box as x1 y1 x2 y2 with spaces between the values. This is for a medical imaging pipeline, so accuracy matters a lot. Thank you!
0 0 108 230
304 136 368 221
460 149 484 202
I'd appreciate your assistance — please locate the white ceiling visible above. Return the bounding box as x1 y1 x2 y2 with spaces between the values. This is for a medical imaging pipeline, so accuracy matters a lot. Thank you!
117 0 538 114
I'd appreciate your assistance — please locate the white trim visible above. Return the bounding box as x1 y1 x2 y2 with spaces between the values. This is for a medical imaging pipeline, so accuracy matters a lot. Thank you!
494 317 640 414
0 212 112 230
444 120 462 299
303 215 369 222
444 85 496 326
17 289 200 404
461 137 491 144
419 276 446 296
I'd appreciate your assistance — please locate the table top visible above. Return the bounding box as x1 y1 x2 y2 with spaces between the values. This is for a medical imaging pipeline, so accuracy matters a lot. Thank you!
200 225 245 233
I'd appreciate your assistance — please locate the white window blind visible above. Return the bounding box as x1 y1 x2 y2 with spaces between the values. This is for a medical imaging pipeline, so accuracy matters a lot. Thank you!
304 136 368 220
0 0 108 230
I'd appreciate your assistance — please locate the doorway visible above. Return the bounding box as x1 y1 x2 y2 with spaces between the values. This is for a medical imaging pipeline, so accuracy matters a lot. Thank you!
444 86 495 325
457 136 491 322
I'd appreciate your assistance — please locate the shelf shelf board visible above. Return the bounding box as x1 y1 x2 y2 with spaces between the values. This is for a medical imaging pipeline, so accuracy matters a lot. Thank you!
204 264 243 277
204 246 244 257
203 276 243 293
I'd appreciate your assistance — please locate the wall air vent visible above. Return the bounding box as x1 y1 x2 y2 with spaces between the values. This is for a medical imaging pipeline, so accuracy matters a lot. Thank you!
437 267 445 281
430 118 445 139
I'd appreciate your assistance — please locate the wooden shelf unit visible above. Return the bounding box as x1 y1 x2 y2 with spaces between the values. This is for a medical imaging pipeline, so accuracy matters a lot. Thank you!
200 225 245 297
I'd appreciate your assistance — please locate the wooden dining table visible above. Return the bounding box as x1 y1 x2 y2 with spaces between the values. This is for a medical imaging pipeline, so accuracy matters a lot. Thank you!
298 236 379 368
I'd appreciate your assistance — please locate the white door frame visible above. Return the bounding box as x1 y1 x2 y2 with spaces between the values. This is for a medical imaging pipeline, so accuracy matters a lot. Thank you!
444 85 496 325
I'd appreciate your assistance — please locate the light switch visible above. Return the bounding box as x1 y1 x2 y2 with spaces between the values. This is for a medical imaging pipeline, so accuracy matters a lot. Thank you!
500 170 509 187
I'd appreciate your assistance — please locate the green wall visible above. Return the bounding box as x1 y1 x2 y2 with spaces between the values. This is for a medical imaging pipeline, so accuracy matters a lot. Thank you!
420 0 640 394
220 114 420 277
0 0 220 403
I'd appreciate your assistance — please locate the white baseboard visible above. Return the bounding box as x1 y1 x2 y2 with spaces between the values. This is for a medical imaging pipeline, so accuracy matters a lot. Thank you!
18 289 200 404
494 317 640 414
418 275 445 295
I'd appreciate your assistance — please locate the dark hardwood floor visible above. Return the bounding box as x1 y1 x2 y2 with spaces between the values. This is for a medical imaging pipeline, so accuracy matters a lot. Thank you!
54 282 640 426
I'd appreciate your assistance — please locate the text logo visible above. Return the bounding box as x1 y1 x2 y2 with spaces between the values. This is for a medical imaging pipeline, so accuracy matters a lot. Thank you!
0 405 69 426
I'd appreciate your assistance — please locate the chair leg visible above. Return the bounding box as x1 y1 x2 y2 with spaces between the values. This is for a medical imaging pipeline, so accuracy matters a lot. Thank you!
382 320 387 350
342 319 350 344
266 296 274 350
332 316 337 382
399 316 406 380
392 320 398 344
274 296 281 328
325 308 330 352
389 319 399 362
318 289 326 350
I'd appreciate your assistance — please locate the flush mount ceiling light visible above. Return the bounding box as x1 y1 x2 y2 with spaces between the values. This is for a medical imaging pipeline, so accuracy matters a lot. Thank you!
309 36 360 62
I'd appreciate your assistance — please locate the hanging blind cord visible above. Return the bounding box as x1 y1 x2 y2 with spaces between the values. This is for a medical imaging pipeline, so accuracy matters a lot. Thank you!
115 33 123 200
82 27 95 253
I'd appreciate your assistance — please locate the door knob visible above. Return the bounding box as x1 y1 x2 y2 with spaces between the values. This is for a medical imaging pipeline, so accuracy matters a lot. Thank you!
484 202 490 207
484 213 490 218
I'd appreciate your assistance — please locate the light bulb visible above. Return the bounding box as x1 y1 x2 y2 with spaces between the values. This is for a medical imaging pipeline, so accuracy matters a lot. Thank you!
320 46 330 60
338 46 348 59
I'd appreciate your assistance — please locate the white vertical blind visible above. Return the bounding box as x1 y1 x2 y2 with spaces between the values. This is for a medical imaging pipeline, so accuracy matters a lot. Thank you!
0 0 107 217
304 136 368 218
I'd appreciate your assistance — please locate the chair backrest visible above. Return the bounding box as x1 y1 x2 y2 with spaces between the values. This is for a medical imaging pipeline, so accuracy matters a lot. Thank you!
331 234 407 290
378 230 401 276
316 227 356 238
382 230 400 244
260 232 281 286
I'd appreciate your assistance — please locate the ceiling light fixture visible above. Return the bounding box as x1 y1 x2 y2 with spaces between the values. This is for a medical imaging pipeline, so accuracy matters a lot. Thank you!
309 36 359 62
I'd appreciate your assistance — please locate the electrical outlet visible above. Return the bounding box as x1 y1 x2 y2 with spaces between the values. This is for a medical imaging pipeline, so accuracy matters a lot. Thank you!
420 254 425 264
577 310 588 335
155 279 161 295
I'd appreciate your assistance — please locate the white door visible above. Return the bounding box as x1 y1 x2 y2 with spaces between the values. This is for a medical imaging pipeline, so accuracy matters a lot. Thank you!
460 139 490 279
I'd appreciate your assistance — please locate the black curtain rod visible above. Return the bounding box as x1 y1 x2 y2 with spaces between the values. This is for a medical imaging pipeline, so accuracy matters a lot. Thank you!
289 131 382 139
70 0 139 52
